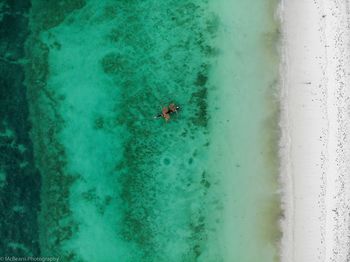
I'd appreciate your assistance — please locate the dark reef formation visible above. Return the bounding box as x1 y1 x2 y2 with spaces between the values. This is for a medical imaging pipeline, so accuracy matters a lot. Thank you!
0 0 41 256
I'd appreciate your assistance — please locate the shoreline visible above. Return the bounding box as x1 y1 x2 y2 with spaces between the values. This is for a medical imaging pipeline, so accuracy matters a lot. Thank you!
279 0 350 261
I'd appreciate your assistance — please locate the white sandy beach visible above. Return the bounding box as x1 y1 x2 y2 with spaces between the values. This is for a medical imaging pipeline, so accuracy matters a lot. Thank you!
280 0 350 261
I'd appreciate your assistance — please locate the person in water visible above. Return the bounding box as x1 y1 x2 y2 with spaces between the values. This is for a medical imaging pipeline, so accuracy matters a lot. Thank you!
155 103 179 121
168 103 178 113
162 107 170 121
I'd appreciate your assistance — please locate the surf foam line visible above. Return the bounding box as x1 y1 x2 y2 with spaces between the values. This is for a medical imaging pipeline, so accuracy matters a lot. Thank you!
279 0 350 261
26 0 223 261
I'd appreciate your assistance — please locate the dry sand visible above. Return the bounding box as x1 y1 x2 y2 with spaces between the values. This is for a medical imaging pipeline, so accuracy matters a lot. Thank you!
280 0 350 261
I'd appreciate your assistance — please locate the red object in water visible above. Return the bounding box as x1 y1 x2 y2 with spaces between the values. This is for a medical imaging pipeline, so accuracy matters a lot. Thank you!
162 107 170 121
155 103 179 122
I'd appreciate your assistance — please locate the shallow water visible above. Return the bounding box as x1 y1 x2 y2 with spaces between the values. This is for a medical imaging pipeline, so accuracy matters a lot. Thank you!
1 0 280 261
208 1 281 261
210 0 280 261
26 1 221 261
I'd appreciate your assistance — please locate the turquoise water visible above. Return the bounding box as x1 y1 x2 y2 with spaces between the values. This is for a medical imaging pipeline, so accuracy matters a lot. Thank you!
21 0 280 261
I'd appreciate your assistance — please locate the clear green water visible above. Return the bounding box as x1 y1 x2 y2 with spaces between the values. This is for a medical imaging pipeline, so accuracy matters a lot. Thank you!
208 0 280 261
24 0 280 261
